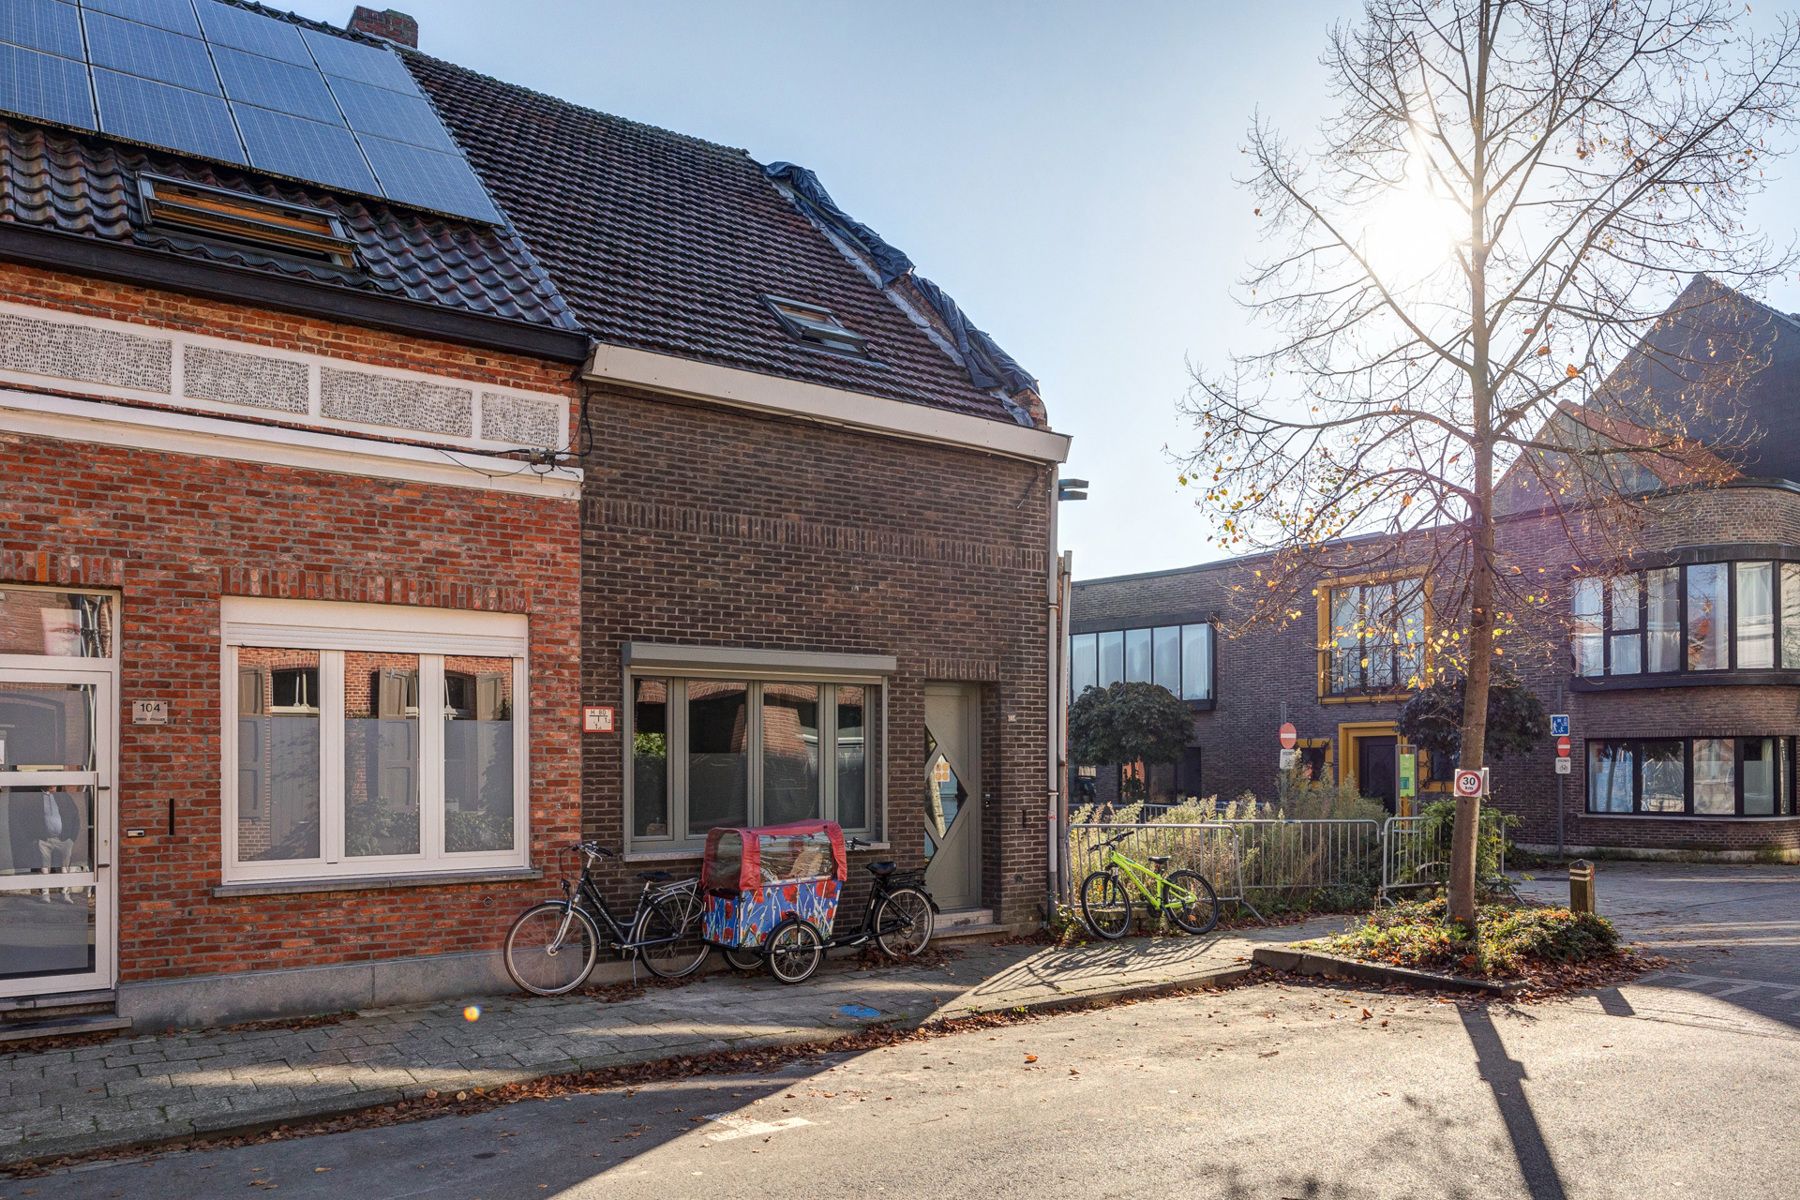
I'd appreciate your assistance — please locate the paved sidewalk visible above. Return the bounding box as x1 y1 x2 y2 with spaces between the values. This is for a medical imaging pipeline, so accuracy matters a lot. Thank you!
0 916 1347 1166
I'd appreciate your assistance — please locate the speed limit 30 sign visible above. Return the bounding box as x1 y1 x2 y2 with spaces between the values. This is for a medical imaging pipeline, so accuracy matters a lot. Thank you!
1453 769 1486 798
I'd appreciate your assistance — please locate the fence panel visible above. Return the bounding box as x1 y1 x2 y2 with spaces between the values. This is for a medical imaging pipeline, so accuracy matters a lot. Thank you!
1231 819 1382 899
1379 815 1445 902
1067 822 1255 916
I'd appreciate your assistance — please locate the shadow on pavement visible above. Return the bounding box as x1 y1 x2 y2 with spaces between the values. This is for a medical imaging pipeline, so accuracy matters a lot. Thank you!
1459 1006 1568 1200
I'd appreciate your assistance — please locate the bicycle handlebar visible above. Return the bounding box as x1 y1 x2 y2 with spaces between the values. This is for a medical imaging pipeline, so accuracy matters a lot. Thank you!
573 840 617 860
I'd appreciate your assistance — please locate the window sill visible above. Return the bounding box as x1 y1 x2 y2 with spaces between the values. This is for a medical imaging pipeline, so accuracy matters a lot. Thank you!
1570 669 1800 691
1319 692 1413 705
213 866 541 899
1577 813 1797 823
624 841 889 863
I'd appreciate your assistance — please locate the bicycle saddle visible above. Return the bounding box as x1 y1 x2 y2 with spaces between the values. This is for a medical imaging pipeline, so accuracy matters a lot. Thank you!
866 861 897 877
1147 855 1171 867
637 869 673 883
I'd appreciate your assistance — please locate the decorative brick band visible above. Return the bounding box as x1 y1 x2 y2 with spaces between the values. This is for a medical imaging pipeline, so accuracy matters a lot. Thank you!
0 551 127 588
588 497 1047 574
222 567 529 612
921 657 1002 681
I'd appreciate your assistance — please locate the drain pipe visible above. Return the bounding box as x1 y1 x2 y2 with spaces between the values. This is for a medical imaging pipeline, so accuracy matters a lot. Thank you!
1045 475 1062 924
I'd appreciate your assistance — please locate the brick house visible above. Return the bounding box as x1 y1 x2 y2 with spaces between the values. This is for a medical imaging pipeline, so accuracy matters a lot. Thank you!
1071 278 1800 862
0 3 1065 1033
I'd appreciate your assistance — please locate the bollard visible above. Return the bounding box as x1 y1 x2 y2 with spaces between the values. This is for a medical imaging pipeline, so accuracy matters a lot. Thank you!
1569 859 1595 914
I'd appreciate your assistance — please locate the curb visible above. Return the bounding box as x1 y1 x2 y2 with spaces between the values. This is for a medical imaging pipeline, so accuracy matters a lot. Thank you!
1250 946 1527 996
1 963 1256 1171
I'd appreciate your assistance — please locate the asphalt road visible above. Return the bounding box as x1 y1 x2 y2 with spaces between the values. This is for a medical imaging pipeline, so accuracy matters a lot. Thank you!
24 862 1800 1200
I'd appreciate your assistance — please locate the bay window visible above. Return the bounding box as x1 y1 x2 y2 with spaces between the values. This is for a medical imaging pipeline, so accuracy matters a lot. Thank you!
1574 558 1799 679
222 600 529 884
1586 736 1794 817
623 645 889 851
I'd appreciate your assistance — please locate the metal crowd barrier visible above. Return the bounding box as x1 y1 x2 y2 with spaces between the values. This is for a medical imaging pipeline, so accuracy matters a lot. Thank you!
1067 822 1261 919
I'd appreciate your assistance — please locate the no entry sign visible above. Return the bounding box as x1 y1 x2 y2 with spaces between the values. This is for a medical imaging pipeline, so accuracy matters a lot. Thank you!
1556 735 1572 757
1279 721 1298 749
1454 769 1485 798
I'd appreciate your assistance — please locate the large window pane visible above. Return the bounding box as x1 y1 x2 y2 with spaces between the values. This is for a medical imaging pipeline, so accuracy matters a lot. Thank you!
632 678 671 837
1097 631 1124 688
1687 563 1729 670
0 590 113 658
1641 741 1686 814
1329 587 1360 693
344 653 420 857
1364 582 1397 691
1735 562 1775 669
443 656 514 853
761 682 821 824
1124 628 1152 683
1742 737 1777 816
1784 565 1800 670
1571 578 1604 677
236 648 320 862
0 881 95 980
1396 581 1426 687
687 680 748 835
836 685 869 830
1151 626 1181 691
1069 633 1097 699
0 785 94 875
1646 568 1681 672
1692 738 1735 815
1609 575 1641 675
1180 624 1212 700
0 681 95 771
1587 741 1634 813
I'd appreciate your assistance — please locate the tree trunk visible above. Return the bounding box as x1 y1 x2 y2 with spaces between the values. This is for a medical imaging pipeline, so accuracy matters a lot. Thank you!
1450 0 1496 932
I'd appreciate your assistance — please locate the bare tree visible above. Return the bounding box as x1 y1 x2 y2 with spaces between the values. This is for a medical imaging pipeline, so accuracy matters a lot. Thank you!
1181 0 1800 926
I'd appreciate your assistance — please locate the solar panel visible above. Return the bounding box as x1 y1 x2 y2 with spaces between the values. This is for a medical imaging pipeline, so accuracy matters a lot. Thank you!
0 0 501 224
83 0 201 37
214 45 342 124
236 105 380 197
196 0 309 65
93 69 245 164
84 11 222 95
360 136 502 225
0 42 94 130
0 0 85 60
328 77 454 153
300 27 421 96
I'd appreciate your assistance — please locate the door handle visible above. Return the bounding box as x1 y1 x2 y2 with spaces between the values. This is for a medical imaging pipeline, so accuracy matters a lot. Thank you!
95 784 112 868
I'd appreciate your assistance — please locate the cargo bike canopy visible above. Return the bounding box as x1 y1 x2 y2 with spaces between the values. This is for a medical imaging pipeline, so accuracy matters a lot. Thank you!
701 821 847 950
702 820 847 892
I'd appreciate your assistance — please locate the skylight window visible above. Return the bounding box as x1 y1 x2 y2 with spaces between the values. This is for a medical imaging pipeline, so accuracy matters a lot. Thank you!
138 174 358 270
764 296 871 358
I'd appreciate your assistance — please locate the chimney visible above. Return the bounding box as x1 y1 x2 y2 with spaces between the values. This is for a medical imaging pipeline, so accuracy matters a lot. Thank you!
347 7 418 48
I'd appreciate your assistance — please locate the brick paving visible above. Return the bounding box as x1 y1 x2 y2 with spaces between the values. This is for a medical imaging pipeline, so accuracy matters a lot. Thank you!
0 917 1346 1166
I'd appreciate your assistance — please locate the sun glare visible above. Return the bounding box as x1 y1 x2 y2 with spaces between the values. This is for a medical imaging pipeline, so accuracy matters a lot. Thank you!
1361 142 1466 286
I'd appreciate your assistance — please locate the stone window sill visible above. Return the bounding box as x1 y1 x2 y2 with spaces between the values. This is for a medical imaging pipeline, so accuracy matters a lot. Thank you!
1576 814 1798 823
213 866 541 899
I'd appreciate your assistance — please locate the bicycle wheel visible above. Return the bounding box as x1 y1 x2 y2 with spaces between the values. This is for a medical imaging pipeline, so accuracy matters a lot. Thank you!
873 886 935 959
1078 870 1133 940
633 890 710 980
1163 869 1220 935
723 945 763 973
504 901 601 996
765 918 824 984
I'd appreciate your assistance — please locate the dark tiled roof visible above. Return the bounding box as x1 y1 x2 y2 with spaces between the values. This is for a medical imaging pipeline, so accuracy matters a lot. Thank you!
0 120 578 333
405 52 1033 426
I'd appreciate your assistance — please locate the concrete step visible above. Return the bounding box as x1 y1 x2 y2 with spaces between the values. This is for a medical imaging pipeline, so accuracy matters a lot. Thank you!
0 1013 132 1045
936 907 995 930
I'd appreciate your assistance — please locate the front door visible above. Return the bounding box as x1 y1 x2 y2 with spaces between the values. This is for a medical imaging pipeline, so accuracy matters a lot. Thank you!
1357 735 1399 814
0 668 115 998
922 683 981 912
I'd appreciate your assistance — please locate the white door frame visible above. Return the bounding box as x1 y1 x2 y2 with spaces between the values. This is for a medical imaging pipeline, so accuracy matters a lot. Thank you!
0 664 118 999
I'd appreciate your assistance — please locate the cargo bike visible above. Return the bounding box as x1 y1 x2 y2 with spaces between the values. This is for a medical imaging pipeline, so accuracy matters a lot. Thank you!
701 820 938 984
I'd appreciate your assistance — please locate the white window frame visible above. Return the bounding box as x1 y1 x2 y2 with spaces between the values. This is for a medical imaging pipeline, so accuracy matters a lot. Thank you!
219 598 530 884
621 644 892 854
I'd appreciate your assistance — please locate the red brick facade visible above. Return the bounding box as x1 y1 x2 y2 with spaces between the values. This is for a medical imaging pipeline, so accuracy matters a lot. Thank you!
0 266 584 996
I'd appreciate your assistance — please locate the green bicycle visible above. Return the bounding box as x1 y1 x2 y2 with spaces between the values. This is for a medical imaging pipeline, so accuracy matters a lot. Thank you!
1078 832 1220 940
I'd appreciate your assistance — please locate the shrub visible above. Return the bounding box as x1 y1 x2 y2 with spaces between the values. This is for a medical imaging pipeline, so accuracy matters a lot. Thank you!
1317 896 1619 978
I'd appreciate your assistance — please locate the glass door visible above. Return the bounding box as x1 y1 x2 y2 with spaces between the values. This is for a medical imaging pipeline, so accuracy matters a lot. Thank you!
0 669 114 997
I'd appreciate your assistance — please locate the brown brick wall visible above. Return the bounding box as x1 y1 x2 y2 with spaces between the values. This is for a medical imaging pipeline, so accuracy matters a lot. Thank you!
577 383 1055 923
1 265 584 983
1072 489 1800 855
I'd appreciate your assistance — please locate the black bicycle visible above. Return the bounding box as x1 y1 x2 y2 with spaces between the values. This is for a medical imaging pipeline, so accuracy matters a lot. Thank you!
503 841 708 995
721 837 939 981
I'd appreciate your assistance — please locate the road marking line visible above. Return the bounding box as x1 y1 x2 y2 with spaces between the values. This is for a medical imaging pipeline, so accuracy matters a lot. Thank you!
704 1114 813 1142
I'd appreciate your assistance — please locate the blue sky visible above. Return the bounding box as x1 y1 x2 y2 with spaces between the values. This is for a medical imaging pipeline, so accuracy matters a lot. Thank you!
289 0 1800 580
